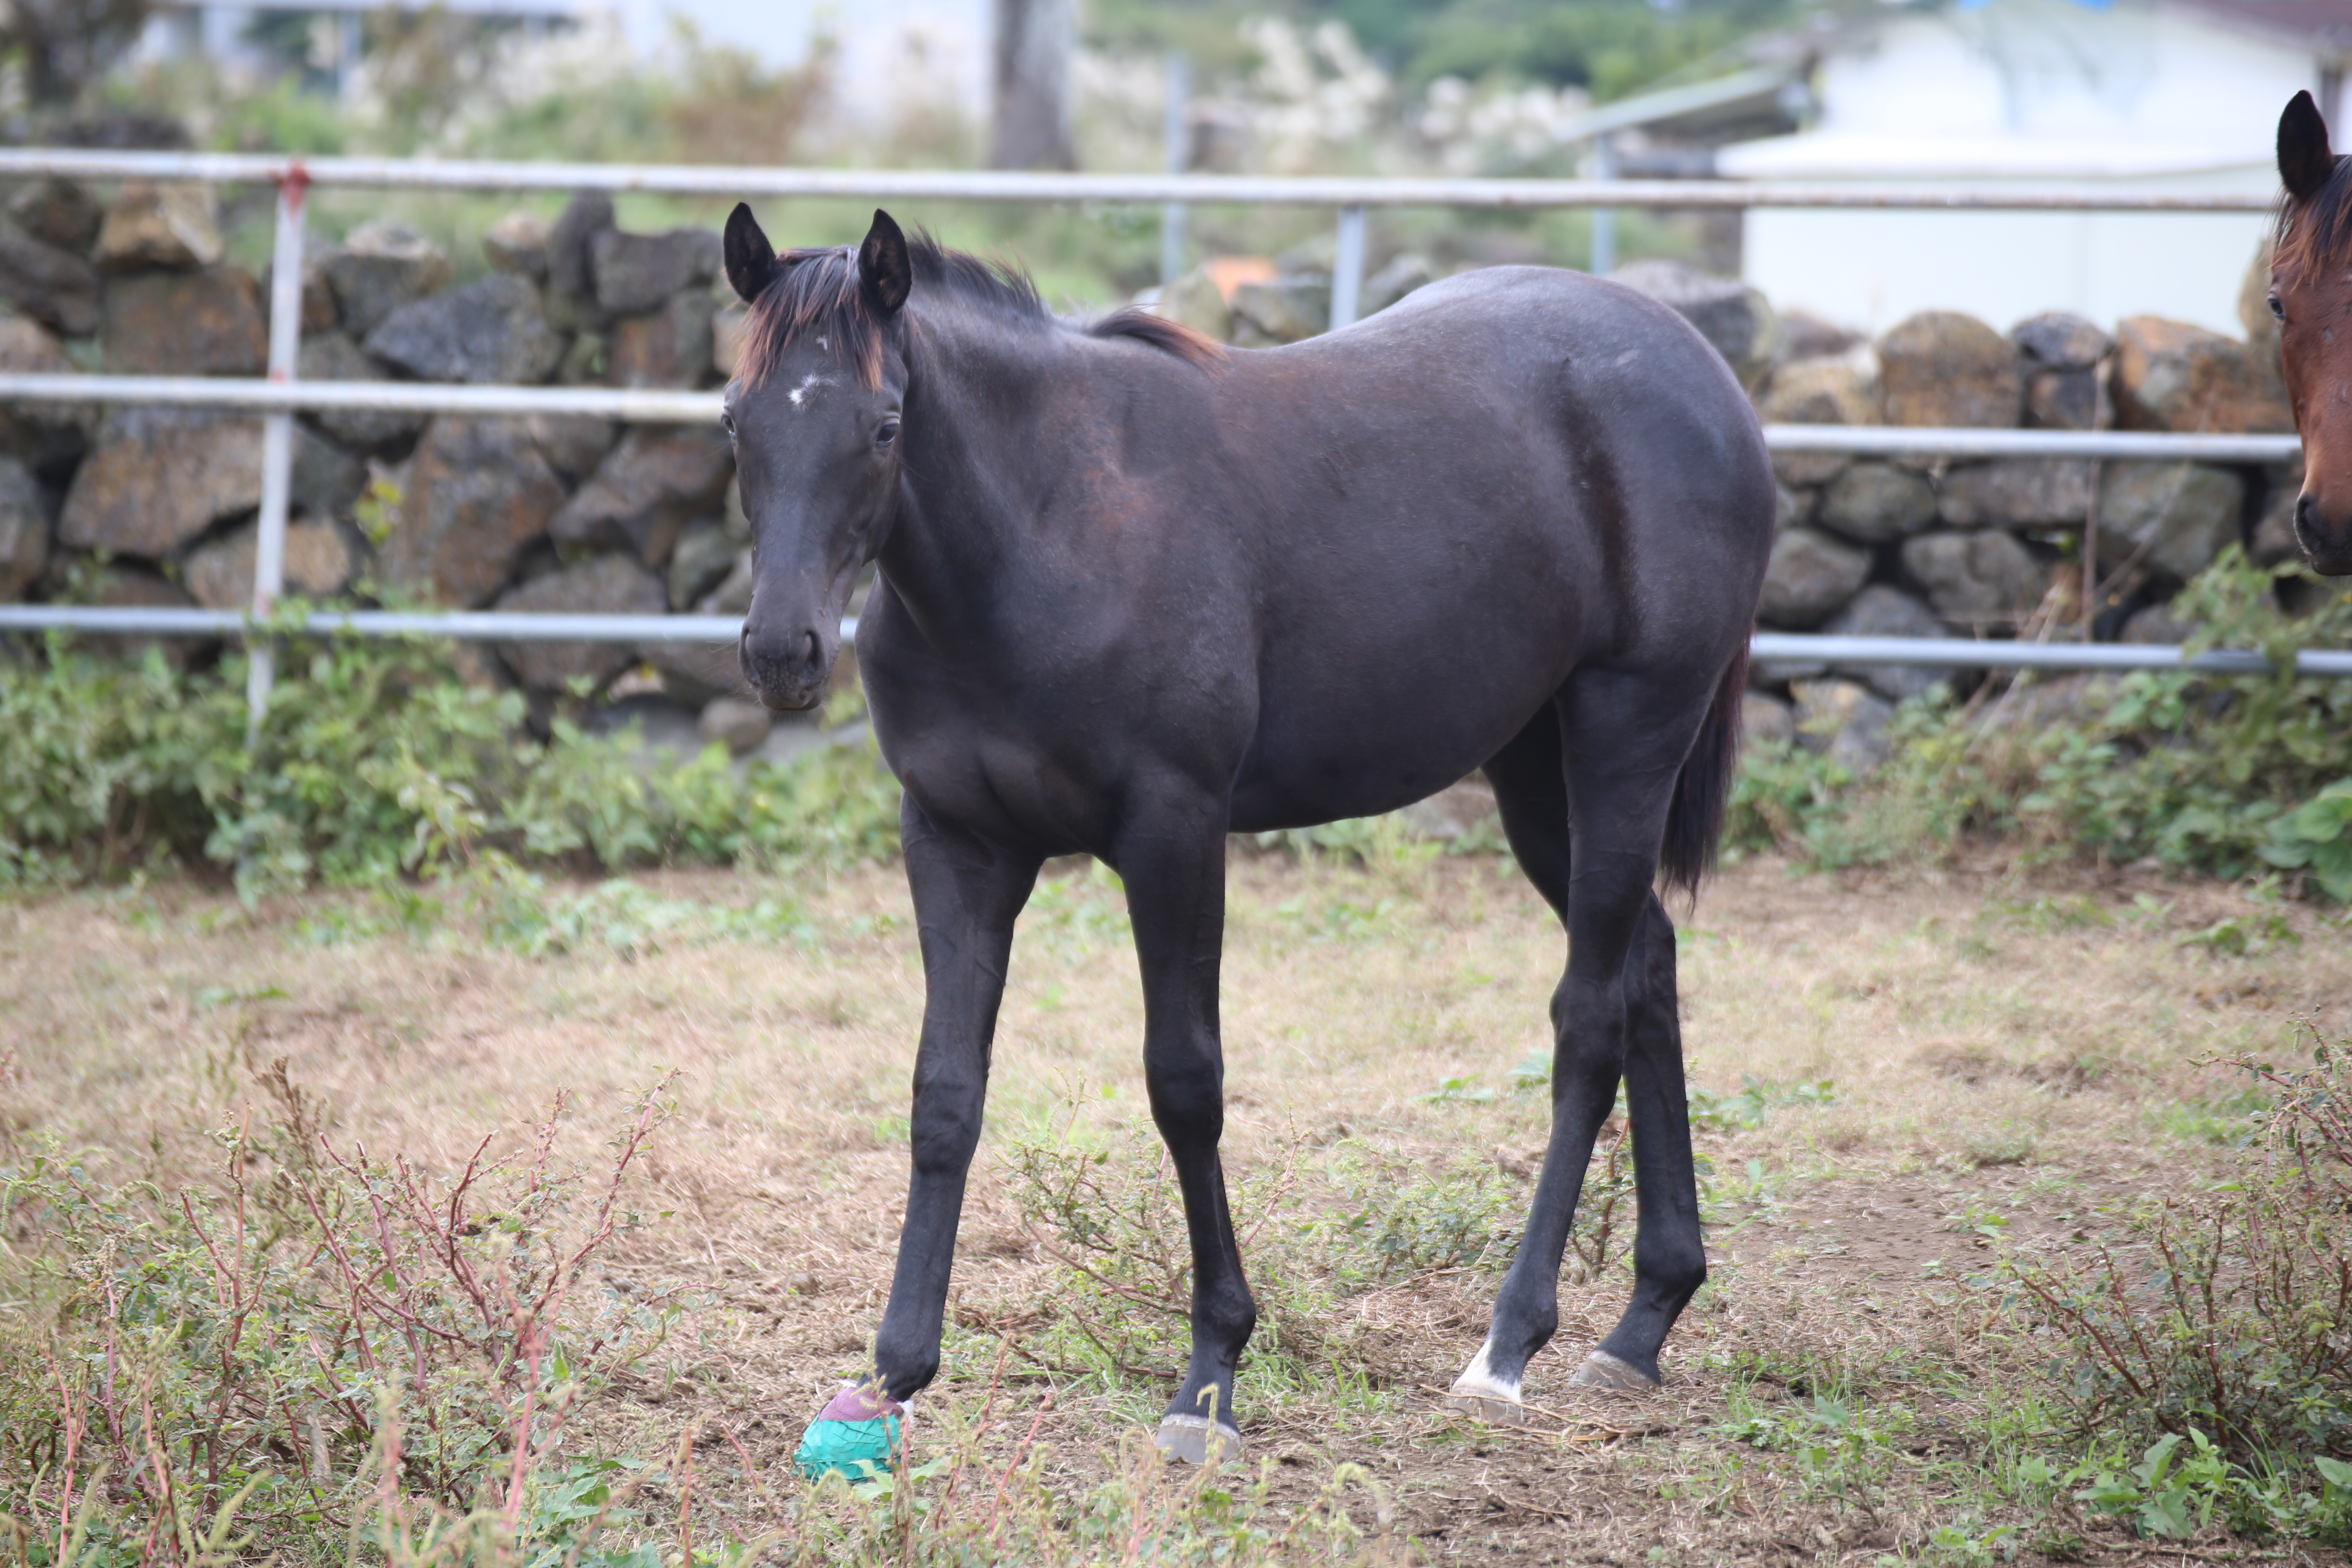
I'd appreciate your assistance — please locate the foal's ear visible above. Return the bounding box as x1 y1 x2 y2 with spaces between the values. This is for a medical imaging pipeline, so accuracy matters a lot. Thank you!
2281 90 2337 202
859 209 913 317
724 203 780 303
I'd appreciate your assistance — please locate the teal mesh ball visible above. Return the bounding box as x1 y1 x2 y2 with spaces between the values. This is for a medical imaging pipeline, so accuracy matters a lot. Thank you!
795 1414 904 1480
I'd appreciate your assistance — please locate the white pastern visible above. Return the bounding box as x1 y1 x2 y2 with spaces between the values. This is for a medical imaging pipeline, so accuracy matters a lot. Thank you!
1448 1338 1523 1403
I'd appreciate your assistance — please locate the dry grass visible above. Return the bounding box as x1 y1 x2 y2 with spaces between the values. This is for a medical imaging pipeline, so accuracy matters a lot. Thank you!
5 850 2349 1564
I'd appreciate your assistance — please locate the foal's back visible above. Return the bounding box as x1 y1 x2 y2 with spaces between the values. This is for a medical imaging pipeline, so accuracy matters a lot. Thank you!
1188 265 1775 830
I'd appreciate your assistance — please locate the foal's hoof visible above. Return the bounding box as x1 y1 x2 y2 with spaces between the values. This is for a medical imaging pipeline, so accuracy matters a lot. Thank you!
1568 1350 1662 1394
1154 1414 1245 1466
1444 1342 1535 1426
795 1383 910 1479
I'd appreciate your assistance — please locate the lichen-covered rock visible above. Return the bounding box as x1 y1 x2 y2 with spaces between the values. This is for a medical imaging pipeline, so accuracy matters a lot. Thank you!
549 427 731 566
365 274 566 385
0 456 50 600
298 332 428 450
1822 584 1951 702
493 553 666 690
183 517 357 610
101 265 266 375
73 564 202 665
1741 690 1795 751
1775 481 1808 533
1901 530 2047 628
483 211 551 280
528 413 618 482
698 695 775 755
1610 259 1782 390
1817 461 1937 544
2121 602 2197 646
1879 311 2024 428
712 301 752 378
1790 677 1895 773
2096 461 2246 584
2012 311 2109 430
2112 316 2291 434
379 419 566 606
668 520 739 608
0 317 85 474
1154 267 1231 343
9 179 102 254
590 226 721 316
1936 459 2097 529
319 222 454 339
1758 526 1871 628
544 192 615 331
60 408 262 558
1229 277 1327 345
93 182 220 273
606 290 716 388
2252 461 2302 567
0 227 100 336
293 425 367 519
1757 351 1878 487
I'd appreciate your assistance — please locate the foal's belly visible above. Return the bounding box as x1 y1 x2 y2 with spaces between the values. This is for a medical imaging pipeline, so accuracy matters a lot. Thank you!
1224 666 1560 833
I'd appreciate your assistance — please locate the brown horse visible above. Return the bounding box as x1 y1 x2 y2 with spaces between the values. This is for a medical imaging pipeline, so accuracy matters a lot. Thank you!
2272 91 2352 575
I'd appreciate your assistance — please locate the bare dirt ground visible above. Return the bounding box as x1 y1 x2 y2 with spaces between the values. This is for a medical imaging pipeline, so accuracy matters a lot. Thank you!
6 849 2349 1564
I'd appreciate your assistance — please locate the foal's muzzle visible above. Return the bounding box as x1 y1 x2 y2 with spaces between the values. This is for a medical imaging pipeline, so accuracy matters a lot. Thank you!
741 624 834 711
2296 493 2352 577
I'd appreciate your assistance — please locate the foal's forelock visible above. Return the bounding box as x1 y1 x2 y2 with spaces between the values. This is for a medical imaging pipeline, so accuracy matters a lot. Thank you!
737 246 890 392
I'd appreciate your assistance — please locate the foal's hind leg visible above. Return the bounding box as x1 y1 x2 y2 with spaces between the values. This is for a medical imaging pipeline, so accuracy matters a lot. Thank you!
1587 894 1707 1387
1447 675 1711 1419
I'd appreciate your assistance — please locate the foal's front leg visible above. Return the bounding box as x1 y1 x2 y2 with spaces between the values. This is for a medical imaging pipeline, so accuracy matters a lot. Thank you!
797 797 1039 1474
1115 786 1256 1463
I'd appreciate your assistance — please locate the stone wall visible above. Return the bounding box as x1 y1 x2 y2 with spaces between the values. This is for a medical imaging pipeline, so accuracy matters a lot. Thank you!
0 178 767 737
1160 245 2307 770
0 179 2311 765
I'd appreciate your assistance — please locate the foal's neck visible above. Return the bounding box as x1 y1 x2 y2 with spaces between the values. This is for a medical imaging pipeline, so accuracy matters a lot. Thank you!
878 304 1080 637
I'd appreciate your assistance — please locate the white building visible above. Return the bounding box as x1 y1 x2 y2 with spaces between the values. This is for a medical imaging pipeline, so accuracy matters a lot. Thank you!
1720 0 2352 335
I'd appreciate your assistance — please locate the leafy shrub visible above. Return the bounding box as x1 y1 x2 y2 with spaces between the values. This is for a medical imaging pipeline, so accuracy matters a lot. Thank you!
2013 1029 2352 1469
1732 551 2352 889
0 631 902 897
0 1072 699 1564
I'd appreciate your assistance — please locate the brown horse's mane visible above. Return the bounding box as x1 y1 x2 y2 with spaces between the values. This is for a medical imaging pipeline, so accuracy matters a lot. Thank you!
736 231 1223 390
2276 154 2352 276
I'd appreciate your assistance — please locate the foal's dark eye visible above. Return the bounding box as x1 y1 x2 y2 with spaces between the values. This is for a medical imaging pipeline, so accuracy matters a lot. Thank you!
874 418 901 449
2270 294 2286 320
721 410 737 437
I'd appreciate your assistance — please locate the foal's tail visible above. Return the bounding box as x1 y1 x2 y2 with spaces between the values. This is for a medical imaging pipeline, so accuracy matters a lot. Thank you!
1657 638 1748 901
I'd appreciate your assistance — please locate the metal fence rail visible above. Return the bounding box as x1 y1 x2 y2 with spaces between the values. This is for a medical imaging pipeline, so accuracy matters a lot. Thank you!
8 609 2350 680
0 147 2309 710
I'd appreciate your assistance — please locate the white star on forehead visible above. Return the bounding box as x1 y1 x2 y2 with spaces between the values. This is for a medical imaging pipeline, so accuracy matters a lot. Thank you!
788 372 830 409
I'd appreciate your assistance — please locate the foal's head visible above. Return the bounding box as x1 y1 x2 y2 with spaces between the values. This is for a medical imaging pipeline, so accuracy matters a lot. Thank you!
722 206 917 710
2272 91 2352 575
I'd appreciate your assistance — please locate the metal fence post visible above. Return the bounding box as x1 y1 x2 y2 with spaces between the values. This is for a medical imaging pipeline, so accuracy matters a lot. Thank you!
1589 134 1617 276
1329 204 1365 330
247 165 308 727
1160 53 1189 286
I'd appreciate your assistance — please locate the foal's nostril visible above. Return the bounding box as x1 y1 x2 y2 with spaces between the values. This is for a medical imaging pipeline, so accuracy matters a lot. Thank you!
805 630 823 671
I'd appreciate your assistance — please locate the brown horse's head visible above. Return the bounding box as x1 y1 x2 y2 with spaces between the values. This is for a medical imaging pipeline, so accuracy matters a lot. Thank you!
2273 91 2352 575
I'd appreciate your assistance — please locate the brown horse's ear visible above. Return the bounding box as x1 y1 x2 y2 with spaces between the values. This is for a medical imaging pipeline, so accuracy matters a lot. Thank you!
2281 90 2336 201
859 209 913 317
724 203 780 303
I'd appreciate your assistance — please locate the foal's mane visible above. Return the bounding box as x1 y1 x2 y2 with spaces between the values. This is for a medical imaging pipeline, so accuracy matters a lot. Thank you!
2276 154 2352 276
736 231 1223 390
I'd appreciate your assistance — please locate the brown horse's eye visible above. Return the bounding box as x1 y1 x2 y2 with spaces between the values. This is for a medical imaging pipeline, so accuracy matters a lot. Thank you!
874 418 901 449
2270 294 2285 320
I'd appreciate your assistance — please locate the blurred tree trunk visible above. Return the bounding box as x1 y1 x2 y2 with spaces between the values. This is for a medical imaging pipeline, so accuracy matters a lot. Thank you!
2 0 153 107
990 0 1074 171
